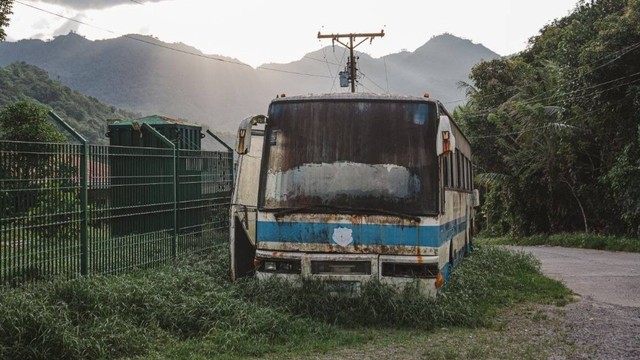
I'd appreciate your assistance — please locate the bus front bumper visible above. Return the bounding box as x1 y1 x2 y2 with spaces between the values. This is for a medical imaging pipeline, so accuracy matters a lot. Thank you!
254 250 444 296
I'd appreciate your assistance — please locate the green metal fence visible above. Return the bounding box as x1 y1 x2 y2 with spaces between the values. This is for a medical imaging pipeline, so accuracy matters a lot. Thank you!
0 137 233 284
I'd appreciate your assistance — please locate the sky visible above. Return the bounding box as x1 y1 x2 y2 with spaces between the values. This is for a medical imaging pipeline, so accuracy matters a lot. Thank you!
6 0 581 68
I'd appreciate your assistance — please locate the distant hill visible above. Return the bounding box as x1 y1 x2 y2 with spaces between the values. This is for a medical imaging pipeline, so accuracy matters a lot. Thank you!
0 32 499 132
0 62 136 143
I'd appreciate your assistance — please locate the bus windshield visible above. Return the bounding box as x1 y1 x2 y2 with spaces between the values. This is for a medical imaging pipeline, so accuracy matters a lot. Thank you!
259 99 439 216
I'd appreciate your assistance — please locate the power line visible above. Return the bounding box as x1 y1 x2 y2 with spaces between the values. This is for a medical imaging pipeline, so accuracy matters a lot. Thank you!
466 77 640 139
464 71 640 118
319 43 337 93
357 70 388 94
448 38 640 108
304 54 341 66
355 79 375 94
318 30 385 93
14 0 331 79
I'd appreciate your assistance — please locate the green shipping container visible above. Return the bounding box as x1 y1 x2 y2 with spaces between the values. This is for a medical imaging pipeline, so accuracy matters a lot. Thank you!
107 115 203 150
107 115 205 238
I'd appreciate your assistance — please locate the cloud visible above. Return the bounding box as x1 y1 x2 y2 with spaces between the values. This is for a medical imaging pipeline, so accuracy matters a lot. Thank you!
39 0 167 10
53 15 84 36
32 18 50 30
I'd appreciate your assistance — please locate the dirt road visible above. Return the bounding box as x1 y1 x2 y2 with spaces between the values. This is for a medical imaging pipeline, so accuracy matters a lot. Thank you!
514 246 640 359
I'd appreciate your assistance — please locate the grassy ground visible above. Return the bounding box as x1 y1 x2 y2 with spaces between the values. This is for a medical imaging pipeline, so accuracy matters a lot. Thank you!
0 245 572 359
297 303 577 360
478 232 640 252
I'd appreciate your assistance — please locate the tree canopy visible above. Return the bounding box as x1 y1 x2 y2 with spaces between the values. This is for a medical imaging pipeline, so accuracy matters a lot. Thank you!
0 101 65 142
0 0 12 41
457 0 640 236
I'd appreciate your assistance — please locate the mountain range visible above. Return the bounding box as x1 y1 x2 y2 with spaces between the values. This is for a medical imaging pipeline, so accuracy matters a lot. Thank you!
0 32 498 133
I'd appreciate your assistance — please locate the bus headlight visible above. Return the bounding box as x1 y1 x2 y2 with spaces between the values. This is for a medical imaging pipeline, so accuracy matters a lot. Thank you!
257 258 302 274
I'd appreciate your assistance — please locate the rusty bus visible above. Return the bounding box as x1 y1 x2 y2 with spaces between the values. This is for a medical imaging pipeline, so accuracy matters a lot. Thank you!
230 93 478 295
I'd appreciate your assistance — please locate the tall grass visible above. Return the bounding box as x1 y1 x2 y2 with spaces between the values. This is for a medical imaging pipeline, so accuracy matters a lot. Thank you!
235 245 569 329
479 233 640 252
0 245 570 359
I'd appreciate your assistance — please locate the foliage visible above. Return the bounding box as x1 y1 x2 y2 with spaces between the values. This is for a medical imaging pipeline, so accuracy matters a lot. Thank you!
0 100 65 142
0 246 569 359
457 0 640 236
0 101 77 225
0 0 11 42
479 232 640 252
0 62 136 143
0 253 359 359
27 180 81 240
236 245 569 329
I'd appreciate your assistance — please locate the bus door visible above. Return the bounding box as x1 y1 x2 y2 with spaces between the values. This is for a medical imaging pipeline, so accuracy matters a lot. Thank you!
230 128 264 280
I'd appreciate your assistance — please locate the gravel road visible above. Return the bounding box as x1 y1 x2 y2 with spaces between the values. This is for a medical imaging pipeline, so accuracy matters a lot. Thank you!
513 246 640 360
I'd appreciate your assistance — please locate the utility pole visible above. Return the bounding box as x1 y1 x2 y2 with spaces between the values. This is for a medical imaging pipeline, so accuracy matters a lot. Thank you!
317 30 385 93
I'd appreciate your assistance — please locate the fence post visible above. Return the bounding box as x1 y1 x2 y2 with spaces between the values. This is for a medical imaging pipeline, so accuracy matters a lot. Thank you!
48 111 89 276
142 124 178 258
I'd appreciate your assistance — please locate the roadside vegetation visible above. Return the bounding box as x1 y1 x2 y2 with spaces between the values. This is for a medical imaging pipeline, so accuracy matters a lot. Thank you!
478 232 640 252
0 245 570 359
458 0 640 238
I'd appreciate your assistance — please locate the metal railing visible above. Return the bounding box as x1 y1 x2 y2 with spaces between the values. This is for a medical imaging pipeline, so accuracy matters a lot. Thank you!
0 116 233 284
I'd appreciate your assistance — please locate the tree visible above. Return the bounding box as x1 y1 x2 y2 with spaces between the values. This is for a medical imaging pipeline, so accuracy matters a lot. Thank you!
0 0 12 41
0 100 65 142
0 101 69 229
457 0 640 236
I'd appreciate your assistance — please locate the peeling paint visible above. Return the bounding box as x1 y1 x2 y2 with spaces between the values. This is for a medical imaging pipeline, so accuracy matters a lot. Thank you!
265 162 421 204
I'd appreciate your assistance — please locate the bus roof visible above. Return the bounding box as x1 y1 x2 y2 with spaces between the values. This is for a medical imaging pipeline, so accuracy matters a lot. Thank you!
269 92 471 154
270 93 438 104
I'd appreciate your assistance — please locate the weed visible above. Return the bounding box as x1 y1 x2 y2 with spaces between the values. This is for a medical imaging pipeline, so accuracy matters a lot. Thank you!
0 244 570 359
479 233 640 252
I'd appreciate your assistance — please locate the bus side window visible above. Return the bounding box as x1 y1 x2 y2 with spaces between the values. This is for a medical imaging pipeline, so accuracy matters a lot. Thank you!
464 155 469 190
444 153 451 188
467 157 471 190
440 155 449 187
469 160 473 190
457 151 462 189
460 152 464 189
449 152 454 188
462 155 467 190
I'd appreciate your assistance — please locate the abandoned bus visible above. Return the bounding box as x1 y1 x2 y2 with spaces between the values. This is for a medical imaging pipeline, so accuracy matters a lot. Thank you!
230 93 478 295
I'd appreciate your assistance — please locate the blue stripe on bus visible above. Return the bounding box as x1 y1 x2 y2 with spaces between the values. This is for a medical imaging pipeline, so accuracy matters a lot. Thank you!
257 216 468 248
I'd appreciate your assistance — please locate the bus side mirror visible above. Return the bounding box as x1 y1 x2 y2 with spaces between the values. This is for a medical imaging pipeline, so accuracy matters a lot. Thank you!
236 115 268 155
437 115 456 156
473 189 480 208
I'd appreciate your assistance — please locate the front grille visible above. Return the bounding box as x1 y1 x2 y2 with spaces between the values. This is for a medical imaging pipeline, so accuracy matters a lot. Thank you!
310 260 371 275
381 262 439 278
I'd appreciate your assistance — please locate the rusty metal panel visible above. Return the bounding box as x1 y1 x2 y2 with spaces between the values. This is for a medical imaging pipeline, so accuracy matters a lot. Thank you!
260 99 439 216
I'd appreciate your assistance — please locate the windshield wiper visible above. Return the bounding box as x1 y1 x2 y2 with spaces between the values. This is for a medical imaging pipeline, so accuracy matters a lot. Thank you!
271 204 420 222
